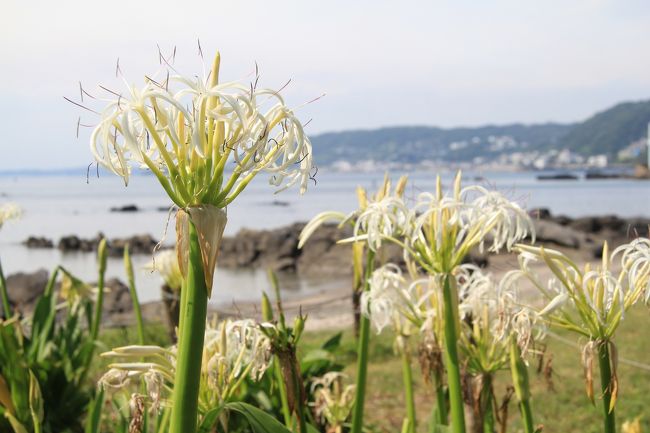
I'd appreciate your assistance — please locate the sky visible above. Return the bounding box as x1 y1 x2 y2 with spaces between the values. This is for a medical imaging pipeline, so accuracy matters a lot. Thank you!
2 0 650 170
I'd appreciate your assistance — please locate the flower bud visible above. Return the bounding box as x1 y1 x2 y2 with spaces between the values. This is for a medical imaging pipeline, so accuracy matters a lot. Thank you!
261 292 274 322
29 370 44 423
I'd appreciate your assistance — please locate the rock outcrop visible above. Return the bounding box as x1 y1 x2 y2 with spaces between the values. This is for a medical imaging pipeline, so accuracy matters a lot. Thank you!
2 270 133 319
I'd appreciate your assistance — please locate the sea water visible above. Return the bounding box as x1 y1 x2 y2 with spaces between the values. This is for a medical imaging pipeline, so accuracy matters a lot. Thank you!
0 169 648 305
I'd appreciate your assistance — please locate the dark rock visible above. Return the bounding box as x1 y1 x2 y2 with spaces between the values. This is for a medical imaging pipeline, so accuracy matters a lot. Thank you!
58 234 99 252
110 204 139 212
533 220 584 249
57 233 157 256
23 236 54 248
102 278 134 315
4 269 50 314
569 215 625 234
107 234 158 257
2 269 133 321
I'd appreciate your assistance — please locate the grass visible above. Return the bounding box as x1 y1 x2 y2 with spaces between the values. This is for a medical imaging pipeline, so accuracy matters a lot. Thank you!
93 306 649 433
300 305 650 433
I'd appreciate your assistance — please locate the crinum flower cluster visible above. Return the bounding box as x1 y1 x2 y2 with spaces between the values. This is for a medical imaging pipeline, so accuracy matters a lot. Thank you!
405 172 534 274
201 318 271 408
299 175 408 252
455 265 540 374
88 51 314 207
512 240 650 340
0 203 21 230
510 239 650 409
99 318 271 415
361 264 421 335
147 249 183 292
310 372 355 433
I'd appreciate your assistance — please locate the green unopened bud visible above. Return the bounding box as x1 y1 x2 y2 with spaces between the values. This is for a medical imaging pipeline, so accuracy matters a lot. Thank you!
293 314 305 342
29 370 43 423
509 337 530 402
124 244 134 285
97 238 108 275
394 175 408 198
261 292 274 322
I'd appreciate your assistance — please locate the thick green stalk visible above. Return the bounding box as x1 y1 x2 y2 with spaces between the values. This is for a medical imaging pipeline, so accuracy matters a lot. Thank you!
0 260 10 319
481 375 495 433
400 342 417 433
350 249 376 433
598 341 616 433
519 401 534 433
169 223 209 433
291 357 308 433
124 245 145 345
274 357 293 429
509 338 534 433
441 273 466 433
433 367 448 425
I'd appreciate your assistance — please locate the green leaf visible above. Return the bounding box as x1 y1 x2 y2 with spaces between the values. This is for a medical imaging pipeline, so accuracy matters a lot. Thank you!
84 388 104 433
4 411 29 433
225 402 293 433
321 332 342 352
197 406 223 433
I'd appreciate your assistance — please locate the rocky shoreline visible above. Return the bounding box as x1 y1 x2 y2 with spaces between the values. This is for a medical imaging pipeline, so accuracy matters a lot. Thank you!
8 211 649 328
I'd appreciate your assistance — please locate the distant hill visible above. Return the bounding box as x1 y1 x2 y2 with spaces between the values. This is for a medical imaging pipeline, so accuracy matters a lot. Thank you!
310 99 650 165
558 100 650 157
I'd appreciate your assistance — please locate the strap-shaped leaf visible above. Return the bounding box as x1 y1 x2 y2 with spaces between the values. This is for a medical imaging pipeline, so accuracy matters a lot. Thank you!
225 402 293 433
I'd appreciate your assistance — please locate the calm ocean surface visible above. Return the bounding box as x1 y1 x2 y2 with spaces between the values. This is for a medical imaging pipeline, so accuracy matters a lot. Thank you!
1 169 648 305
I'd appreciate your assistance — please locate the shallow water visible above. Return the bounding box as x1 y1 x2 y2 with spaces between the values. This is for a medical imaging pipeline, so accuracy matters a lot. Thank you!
0 169 648 305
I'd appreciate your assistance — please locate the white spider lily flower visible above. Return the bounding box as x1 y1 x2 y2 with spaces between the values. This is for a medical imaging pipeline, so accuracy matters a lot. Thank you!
352 196 409 252
204 319 271 383
84 51 315 295
146 249 183 291
310 372 355 431
405 172 534 273
0 203 21 230
98 317 270 415
300 175 408 252
613 237 650 303
512 241 647 340
87 52 314 207
454 266 540 372
361 264 419 334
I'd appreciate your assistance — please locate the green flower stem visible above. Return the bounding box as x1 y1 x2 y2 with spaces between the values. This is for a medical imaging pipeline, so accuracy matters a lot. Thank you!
480 374 495 433
400 341 417 433
598 341 616 433
274 357 293 429
90 239 108 342
0 260 10 319
350 249 376 433
124 245 145 345
291 358 308 433
262 292 292 429
169 223 209 433
80 239 107 383
433 367 448 425
509 338 534 433
441 273 466 433
519 400 534 433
